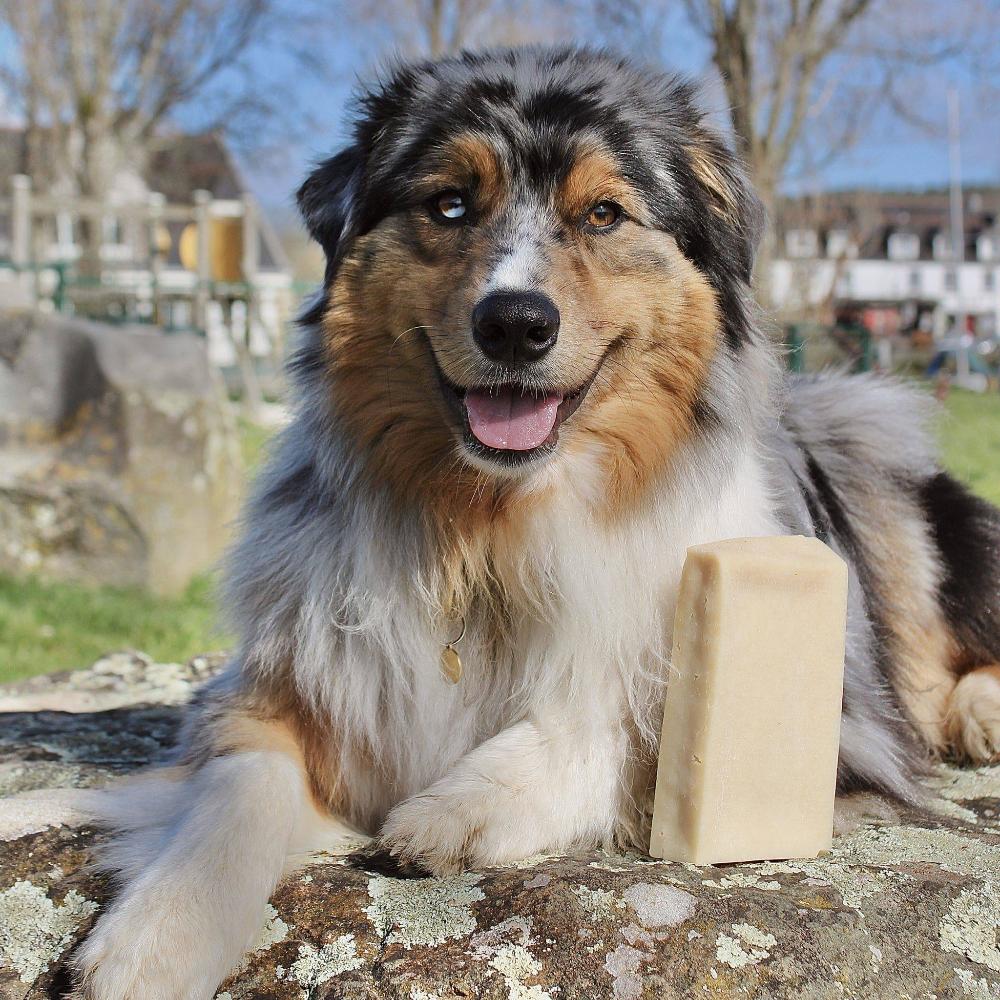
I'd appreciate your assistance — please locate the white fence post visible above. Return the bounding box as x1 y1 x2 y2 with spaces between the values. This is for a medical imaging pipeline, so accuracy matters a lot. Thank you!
240 193 258 286
193 189 211 333
11 174 31 269
148 192 166 325
241 193 260 348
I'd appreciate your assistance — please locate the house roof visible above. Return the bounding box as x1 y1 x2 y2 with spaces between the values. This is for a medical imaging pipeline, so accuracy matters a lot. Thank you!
776 187 1000 261
0 127 288 272
145 132 245 202
0 127 245 202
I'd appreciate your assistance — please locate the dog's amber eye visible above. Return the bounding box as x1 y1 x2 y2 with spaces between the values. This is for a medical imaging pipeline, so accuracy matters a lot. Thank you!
586 202 620 229
432 190 467 221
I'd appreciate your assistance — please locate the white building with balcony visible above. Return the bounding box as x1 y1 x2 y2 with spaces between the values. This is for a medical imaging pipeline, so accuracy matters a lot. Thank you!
771 188 1000 340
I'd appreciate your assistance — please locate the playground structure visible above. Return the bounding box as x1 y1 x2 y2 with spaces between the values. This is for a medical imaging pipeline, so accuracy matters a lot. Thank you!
0 174 296 403
926 333 1000 392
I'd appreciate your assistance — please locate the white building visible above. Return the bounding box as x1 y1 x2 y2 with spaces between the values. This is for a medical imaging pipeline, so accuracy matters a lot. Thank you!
771 188 1000 340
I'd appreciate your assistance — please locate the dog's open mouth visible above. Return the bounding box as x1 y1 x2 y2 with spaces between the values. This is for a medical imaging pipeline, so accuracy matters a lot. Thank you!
465 386 574 451
435 367 598 464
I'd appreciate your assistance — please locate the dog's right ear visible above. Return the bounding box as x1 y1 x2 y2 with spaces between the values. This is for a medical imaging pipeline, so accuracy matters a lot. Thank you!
297 146 364 279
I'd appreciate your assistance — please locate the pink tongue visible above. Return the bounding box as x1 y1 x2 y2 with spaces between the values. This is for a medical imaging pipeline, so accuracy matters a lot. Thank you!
465 387 564 451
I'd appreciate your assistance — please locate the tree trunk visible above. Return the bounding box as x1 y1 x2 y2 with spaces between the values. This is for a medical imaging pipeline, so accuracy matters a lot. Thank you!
750 170 778 314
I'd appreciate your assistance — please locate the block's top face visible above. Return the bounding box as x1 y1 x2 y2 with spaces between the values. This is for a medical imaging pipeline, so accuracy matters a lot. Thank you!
687 535 847 575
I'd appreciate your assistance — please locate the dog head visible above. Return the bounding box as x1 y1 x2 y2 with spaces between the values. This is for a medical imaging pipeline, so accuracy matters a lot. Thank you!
298 47 763 507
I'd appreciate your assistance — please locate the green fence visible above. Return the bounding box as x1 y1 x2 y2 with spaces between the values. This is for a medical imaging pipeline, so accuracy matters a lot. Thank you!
785 321 873 374
0 259 255 336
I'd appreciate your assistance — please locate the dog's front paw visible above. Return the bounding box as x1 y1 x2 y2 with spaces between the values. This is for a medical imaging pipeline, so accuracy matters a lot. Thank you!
379 789 525 875
73 892 227 1000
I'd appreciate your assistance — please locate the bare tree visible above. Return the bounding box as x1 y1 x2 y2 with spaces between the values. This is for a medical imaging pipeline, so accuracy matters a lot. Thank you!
0 0 324 271
339 0 564 61
599 0 1000 298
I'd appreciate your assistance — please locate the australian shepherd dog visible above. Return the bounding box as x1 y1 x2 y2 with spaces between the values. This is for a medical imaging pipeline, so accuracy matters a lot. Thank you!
75 46 1000 999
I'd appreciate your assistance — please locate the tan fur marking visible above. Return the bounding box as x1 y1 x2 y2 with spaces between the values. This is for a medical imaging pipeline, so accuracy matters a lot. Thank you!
206 703 359 820
852 508 958 751
688 143 737 218
566 245 721 515
420 132 506 214
558 148 648 224
891 618 957 752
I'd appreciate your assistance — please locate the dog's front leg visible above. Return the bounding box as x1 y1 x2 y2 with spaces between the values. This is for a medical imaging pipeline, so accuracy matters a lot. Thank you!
74 726 350 1000
379 713 627 874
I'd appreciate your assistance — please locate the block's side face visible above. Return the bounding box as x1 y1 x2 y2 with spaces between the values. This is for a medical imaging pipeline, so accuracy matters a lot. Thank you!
696 552 848 863
649 554 720 861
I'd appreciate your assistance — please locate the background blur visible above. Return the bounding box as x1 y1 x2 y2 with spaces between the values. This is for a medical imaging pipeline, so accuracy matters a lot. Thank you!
1 0 998 683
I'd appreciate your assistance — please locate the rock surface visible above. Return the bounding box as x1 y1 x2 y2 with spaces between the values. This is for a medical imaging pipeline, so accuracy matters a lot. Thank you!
1 654 999 999
0 310 241 595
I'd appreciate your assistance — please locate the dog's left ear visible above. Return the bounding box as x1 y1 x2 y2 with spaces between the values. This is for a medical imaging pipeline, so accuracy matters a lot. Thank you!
297 145 364 281
685 133 765 283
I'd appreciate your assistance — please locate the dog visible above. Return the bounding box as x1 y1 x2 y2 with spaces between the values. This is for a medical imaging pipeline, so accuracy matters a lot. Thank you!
74 46 1000 999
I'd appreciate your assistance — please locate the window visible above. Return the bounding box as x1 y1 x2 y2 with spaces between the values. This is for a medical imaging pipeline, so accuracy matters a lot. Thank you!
55 212 75 248
932 233 953 260
888 232 920 260
977 234 997 262
102 215 124 245
785 229 818 259
826 230 855 259
944 269 958 292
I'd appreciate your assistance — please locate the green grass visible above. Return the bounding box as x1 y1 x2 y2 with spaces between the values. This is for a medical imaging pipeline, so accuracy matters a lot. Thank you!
939 389 1000 507
1 390 998 684
0 418 274 685
0 573 229 685
237 416 275 470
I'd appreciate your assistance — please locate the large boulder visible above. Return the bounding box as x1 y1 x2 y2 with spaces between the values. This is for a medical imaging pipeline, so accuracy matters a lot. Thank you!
1 655 999 998
0 311 242 595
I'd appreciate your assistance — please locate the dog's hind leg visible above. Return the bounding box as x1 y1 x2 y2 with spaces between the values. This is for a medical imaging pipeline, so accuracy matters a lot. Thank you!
946 665 1000 762
921 472 1000 763
73 716 356 1000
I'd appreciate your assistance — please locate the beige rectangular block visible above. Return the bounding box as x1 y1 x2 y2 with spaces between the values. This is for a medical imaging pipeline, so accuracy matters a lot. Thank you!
649 535 848 865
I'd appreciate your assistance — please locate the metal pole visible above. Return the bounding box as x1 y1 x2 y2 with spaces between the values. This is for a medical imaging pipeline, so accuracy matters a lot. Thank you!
947 86 970 385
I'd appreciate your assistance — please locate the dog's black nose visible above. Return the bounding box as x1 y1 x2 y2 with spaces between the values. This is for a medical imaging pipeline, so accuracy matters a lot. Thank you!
472 291 560 365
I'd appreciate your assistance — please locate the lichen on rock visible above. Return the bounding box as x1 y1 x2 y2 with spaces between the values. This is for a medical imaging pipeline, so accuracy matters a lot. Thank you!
621 882 696 928
940 883 1000 973
0 880 97 983
714 922 777 969
286 935 364 993
2 654 1000 998
364 872 485 947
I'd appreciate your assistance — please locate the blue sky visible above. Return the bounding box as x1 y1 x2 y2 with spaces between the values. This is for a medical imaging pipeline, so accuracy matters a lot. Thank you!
2 9 995 223
239 24 999 222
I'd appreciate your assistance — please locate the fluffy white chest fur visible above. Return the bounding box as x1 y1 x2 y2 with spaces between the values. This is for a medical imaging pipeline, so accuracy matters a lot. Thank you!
298 441 781 830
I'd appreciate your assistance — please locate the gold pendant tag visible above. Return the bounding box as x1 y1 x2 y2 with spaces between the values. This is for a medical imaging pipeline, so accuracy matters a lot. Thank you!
440 644 463 684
